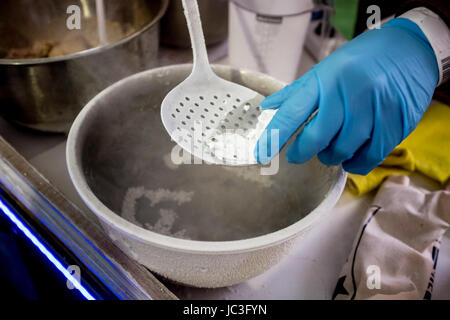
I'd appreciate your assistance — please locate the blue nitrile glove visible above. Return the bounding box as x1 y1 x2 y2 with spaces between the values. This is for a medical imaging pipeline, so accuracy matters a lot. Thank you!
254 18 439 175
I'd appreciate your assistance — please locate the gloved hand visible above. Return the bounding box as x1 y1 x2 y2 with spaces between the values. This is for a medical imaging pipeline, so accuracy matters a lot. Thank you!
254 18 439 175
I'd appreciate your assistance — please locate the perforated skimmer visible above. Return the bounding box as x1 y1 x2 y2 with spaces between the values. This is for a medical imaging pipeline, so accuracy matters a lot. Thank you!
161 0 276 165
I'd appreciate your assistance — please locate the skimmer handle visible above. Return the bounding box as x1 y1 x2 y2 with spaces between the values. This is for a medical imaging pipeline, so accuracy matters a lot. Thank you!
182 0 214 77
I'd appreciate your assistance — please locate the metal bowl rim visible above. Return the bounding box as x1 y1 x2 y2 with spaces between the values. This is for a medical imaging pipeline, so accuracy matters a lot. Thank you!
0 0 169 66
66 63 347 255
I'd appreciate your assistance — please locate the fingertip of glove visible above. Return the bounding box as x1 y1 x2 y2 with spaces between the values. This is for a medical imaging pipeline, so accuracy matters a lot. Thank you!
342 161 371 176
254 147 275 165
260 86 290 109
286 153 299 164
317 152 334 166
254 133 280 164
253 140 266 164
286 144 307 164
260 98 279 110
317 151 342 166
253 144 261 164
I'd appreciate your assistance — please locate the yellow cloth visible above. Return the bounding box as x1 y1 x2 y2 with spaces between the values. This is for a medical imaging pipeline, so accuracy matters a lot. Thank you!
347 103 450 196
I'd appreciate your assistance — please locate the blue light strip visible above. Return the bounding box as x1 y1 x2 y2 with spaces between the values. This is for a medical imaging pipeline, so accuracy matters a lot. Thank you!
0 198 96 300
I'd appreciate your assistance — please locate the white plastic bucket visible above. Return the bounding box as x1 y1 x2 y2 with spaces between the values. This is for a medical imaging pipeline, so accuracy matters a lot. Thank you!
228 0 313 83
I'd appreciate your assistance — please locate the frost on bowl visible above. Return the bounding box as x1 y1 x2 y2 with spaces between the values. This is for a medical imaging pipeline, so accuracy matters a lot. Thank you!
79 67 342 242
70 65 346 287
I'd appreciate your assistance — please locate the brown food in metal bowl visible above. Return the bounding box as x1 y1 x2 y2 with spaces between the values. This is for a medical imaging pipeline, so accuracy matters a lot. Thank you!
4 20 131 59
5 41 53 59
0 0 168 132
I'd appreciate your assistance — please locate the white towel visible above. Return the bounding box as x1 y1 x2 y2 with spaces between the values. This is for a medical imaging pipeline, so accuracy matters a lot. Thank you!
333 175 450 300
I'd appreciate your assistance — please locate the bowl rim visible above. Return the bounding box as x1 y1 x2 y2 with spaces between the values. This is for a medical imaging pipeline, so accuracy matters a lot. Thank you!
0 0 169 66
66 64 347 255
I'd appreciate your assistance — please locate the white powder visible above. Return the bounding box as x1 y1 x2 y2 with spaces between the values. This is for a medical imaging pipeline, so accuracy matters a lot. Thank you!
206 109 276 165
222 166 274 188
121 186 193 238
145 208 188 238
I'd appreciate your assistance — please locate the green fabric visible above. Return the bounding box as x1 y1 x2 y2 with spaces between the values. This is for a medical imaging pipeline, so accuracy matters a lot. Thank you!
330 0 359 40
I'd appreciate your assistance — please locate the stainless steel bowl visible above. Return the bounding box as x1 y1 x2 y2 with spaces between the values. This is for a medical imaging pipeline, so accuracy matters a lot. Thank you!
0 0 168 133
67 64 347 288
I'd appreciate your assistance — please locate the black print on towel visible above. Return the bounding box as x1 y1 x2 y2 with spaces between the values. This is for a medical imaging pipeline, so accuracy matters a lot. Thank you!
424 240 441 300
332 205 382 300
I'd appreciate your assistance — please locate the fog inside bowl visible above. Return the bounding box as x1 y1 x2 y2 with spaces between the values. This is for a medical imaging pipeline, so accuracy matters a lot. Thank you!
81 66 341 241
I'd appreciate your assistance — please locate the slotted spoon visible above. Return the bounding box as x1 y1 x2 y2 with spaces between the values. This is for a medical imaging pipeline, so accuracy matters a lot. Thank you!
161 0 276 165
